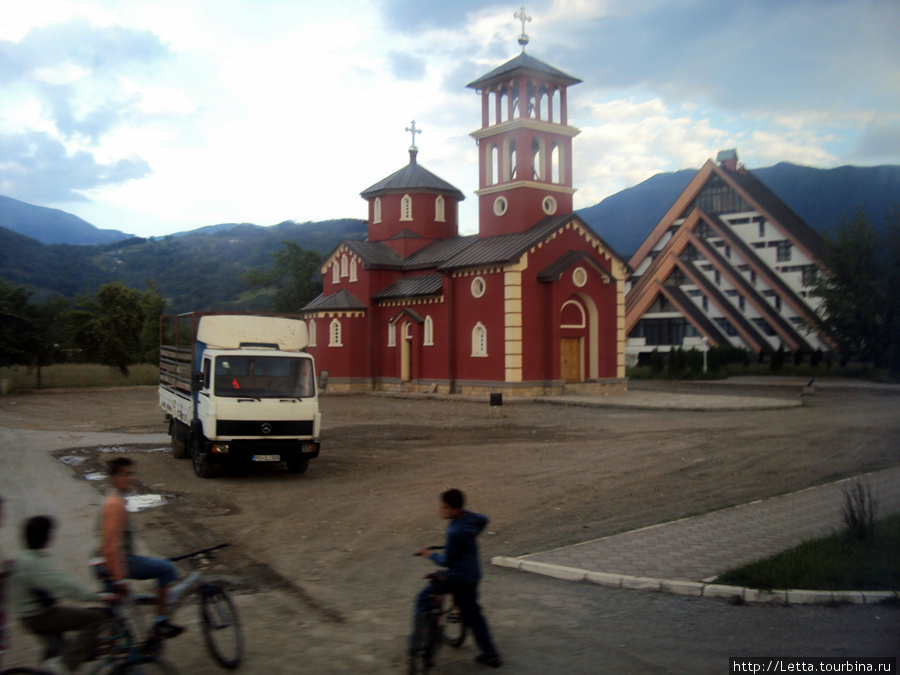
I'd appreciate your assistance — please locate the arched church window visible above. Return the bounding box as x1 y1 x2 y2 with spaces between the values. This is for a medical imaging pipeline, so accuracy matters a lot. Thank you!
349 258 357 282
387 322 396 347
435 195 445 223
532 137 545 181
503 138 517 181
374 197 382 224
308 319 317 347
329 319 342 347
400 194 413 221
332 261 339 284
424 316 434 346
472 323 488 357
340 255 348 278
489 144 499 186
551 142 564 184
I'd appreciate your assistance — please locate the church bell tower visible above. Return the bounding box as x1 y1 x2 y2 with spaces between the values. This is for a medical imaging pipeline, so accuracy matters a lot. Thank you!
466 7 582 238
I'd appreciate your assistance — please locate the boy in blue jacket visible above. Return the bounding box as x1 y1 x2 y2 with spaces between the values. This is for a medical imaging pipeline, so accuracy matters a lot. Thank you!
415 488 502 668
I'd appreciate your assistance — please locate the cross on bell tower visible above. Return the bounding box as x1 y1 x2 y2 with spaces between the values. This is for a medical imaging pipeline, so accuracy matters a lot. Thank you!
405 120 421 150
514 5 531 51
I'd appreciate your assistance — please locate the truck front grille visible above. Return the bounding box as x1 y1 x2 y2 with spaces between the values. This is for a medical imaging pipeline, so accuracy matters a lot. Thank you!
216 420 314 437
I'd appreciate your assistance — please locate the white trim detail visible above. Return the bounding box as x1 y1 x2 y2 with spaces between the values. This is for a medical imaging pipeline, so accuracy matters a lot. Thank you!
472 322 488 357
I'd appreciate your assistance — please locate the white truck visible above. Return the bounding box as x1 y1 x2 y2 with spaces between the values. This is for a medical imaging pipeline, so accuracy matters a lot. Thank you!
159 312 321 478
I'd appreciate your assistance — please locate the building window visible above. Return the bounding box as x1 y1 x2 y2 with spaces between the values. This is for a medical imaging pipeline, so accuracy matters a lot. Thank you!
332 261 339 284
435 195 445 222
776 241 792 262
493 196 508 216
471 276 486 298
388 322 396 347
542 195 557 215
308 319 317 347
340 255 348 278
802 265 818 286
759 221 766 238
702 296 709 312
424 316 434 346
572 267 587 288
349 258 357 282
374 197 382 224
632 317 698 346
472 322 488 357
714 270 721 285
400 194 413 221
329 319 342 347
739 296 746 313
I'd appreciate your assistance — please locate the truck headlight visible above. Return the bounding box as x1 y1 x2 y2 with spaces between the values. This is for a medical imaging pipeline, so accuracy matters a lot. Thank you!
210 443 230 454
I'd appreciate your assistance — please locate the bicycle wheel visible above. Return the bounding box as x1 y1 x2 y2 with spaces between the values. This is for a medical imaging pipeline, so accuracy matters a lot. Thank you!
408 612 436 674
442 596 467 648
110 657 178 674
200 586 243 669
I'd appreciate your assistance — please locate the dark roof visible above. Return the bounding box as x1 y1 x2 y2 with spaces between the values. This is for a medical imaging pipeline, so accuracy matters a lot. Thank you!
301 289 367 312
372 274 444 301
360 150 465 200
537 250 617 283
402 235 479 269
466 52 581 89
341 240 405 268
389 229 424 240
719 166 824 259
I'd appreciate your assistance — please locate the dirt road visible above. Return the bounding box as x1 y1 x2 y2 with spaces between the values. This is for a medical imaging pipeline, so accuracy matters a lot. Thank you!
1 383 898 672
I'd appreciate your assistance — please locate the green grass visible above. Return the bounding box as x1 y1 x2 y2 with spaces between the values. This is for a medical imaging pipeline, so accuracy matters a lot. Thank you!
716 515 900 591
0 363 159 393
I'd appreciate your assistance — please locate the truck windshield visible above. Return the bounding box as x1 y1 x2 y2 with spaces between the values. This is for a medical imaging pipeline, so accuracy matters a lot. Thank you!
214 356 315 398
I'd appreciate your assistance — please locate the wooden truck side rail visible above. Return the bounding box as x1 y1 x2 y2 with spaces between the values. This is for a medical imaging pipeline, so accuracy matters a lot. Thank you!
159 344 193 396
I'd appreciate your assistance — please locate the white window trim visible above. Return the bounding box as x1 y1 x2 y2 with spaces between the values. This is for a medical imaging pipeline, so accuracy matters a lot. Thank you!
340 255 349 278
349 258 357 282
329 318 342 347
388 322 396 347
471 276 486 298
332 262 339 284
435 195 445 223
424 316 434 346
308 319 317 347
472 322 488 357
400 194 413 221
374 197 382 224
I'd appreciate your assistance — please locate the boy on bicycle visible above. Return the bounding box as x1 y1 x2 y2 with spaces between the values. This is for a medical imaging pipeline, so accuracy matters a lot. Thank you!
415 488 502 668
97 457 184 639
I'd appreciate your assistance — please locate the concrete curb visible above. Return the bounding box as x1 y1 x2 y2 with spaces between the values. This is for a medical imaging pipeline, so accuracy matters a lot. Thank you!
491 557 899 606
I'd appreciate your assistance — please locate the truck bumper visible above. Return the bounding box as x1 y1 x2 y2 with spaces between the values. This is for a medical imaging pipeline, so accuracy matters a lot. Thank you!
205 439 320 465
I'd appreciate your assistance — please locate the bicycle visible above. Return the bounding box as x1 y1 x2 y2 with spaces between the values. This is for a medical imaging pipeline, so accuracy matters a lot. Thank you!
164 544 243 670
408 546 467 674
0 599 178 675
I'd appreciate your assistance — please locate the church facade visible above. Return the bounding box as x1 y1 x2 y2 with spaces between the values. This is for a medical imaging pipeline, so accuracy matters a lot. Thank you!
301 46 627 396
625 150 832 364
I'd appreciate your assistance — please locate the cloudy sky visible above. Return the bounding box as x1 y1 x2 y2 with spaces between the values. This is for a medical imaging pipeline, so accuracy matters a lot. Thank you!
1 0 898 238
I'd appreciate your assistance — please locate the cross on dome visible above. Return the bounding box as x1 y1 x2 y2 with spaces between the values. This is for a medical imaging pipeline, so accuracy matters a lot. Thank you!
405 120 421 150
514 5 532 51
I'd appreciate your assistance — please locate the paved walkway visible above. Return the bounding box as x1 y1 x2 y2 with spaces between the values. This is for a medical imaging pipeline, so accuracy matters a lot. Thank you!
494 466 900 603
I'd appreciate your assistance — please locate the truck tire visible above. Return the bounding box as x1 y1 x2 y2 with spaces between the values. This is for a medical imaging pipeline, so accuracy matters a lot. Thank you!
286 457 309 474
192 431 217 478
170 420 189 459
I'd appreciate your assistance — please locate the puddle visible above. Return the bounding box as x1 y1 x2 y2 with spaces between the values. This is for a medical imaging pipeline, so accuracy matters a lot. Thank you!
84 472 107 481
126 494 168 512
97 446 169 454
59 455 88 465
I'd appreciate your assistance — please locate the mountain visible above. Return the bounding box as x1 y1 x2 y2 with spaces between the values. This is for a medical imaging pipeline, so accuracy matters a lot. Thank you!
0 195 131 245
0 218 367 312
577 163 900 258
2 161 897 310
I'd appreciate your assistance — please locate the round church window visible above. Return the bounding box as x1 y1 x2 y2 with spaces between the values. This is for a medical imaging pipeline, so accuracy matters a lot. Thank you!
572 267 587 287
493 196 508 216
471 276 486 298
542 195 558 215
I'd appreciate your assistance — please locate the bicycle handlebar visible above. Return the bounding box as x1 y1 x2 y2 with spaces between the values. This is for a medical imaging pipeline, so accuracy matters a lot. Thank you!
170 542 229 562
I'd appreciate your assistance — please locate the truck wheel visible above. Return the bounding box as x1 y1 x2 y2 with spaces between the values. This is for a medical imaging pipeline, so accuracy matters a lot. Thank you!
192 433 217 478
286 458 309 474
171 421 189 459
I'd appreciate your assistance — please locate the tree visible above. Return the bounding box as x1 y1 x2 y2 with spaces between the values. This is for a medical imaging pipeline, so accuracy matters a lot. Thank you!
812 207 900 375
70 282 148 375
0 279 37 368
244 241 322 312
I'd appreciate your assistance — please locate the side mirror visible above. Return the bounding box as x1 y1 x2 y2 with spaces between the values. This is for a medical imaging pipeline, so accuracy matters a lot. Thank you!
191 371 204 391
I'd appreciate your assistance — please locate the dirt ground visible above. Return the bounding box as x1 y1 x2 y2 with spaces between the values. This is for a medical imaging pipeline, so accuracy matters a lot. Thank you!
1 383 898 673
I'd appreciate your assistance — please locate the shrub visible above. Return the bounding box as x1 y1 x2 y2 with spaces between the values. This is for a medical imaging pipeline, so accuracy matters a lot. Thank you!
842 479 878 541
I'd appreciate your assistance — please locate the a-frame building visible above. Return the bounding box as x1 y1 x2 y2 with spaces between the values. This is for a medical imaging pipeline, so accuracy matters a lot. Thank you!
301 39 628 395
625 150 831 364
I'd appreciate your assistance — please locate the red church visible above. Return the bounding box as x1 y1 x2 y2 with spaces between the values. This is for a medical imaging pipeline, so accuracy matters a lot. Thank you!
301 38 627 396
